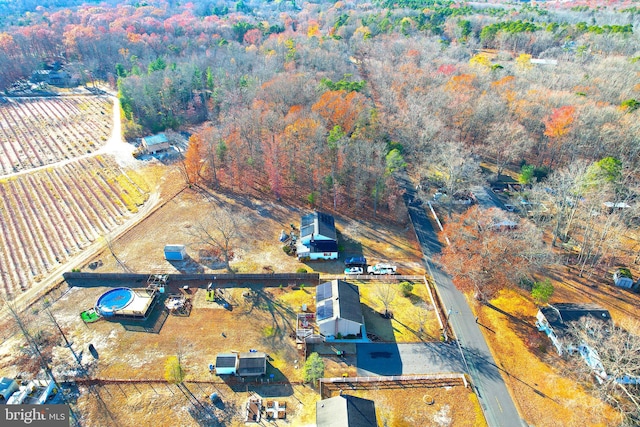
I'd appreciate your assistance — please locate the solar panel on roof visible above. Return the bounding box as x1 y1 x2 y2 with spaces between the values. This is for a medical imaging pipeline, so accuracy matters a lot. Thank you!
316 282 332 302
301 214 315 227
300 224 314 238
317 300 333 321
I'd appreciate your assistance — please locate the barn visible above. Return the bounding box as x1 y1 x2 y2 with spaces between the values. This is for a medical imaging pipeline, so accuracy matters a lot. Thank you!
164 244 187 261
316 280 363 338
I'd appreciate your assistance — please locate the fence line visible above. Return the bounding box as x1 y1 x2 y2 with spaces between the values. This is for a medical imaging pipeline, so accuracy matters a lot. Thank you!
320 373 468 398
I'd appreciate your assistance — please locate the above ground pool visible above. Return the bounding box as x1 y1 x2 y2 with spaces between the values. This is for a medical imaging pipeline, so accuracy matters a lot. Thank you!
95 288 135 316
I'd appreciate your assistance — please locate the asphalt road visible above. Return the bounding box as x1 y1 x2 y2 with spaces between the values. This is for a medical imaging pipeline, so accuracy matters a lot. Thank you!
356 343 465 377
397 172 524 427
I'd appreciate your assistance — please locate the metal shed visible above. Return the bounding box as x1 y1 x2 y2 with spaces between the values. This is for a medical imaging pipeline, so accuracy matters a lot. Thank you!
238 352 267 377
164 244 187 261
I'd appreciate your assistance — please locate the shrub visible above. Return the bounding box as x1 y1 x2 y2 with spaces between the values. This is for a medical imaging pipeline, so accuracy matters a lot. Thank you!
263 326 276 337
531 279 554 305
282 245 292 255
400 281 414 297
296 267 308 274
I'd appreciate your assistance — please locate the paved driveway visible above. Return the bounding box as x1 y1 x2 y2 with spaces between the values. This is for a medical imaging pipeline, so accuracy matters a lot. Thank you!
356 343 465 376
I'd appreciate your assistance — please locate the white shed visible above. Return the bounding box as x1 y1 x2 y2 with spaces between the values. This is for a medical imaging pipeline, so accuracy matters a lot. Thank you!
215 354 238 375
164 244 187 261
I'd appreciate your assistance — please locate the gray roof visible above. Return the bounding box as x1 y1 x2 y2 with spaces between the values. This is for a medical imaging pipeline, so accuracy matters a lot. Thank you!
300 211 337 241
316 395 377 427
238 352 266 375
316 280 362 325
337 281 363 323
540 303 611 337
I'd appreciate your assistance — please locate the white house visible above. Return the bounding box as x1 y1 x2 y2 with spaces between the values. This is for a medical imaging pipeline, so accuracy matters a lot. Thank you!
296 211 338 260
536 303 611 355
164 244 187 261
316 280 363 338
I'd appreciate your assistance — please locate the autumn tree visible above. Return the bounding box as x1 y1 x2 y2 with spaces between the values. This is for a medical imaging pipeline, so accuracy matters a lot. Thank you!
164 355 185 385
311 89 370 136
542 105 576 167
440 207 552 301
182 133 205 185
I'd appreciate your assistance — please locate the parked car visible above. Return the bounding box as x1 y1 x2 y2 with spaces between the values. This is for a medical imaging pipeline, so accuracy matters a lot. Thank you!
367 263 397 275
344 266 364 275
344 256 367 267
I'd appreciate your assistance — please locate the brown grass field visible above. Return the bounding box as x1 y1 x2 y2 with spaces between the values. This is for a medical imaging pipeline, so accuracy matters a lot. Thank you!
0 163 482 426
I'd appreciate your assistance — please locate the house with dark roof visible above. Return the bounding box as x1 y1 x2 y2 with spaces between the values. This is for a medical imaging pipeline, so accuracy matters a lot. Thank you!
297 211 338 260
536 303 611 355
238 352 267 377
316 280 363 338
536 303 613 380
316 394 377 427
214 353 238 375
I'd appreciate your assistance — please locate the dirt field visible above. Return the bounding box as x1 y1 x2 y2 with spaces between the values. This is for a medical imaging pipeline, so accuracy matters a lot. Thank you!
86 176 425 277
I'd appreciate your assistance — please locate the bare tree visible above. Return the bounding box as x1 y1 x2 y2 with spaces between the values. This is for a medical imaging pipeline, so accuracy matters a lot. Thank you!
484 121 533 179
375 282 397 318
426 140 483 217
565 318 640 423
185 200 240 273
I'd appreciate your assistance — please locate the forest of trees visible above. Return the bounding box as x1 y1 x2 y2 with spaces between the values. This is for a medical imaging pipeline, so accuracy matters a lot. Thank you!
1 0 638 259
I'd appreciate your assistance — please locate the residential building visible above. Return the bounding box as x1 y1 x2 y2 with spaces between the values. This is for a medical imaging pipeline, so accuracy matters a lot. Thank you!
316 280 363 338
297 211 338 260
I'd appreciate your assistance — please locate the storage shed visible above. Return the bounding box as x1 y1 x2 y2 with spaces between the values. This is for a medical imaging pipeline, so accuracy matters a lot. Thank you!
238 352 267 377
0 377 18 403
215 353 238 375
164 244 187 261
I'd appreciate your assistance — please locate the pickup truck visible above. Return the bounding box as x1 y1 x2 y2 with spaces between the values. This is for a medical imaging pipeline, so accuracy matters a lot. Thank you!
367 263 397 275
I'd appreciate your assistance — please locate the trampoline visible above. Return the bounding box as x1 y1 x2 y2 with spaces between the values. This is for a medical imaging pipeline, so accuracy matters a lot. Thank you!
96 288 135 316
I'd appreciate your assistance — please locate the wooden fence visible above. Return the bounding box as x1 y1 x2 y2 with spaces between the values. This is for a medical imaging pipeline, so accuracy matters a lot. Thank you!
319 373 468 398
